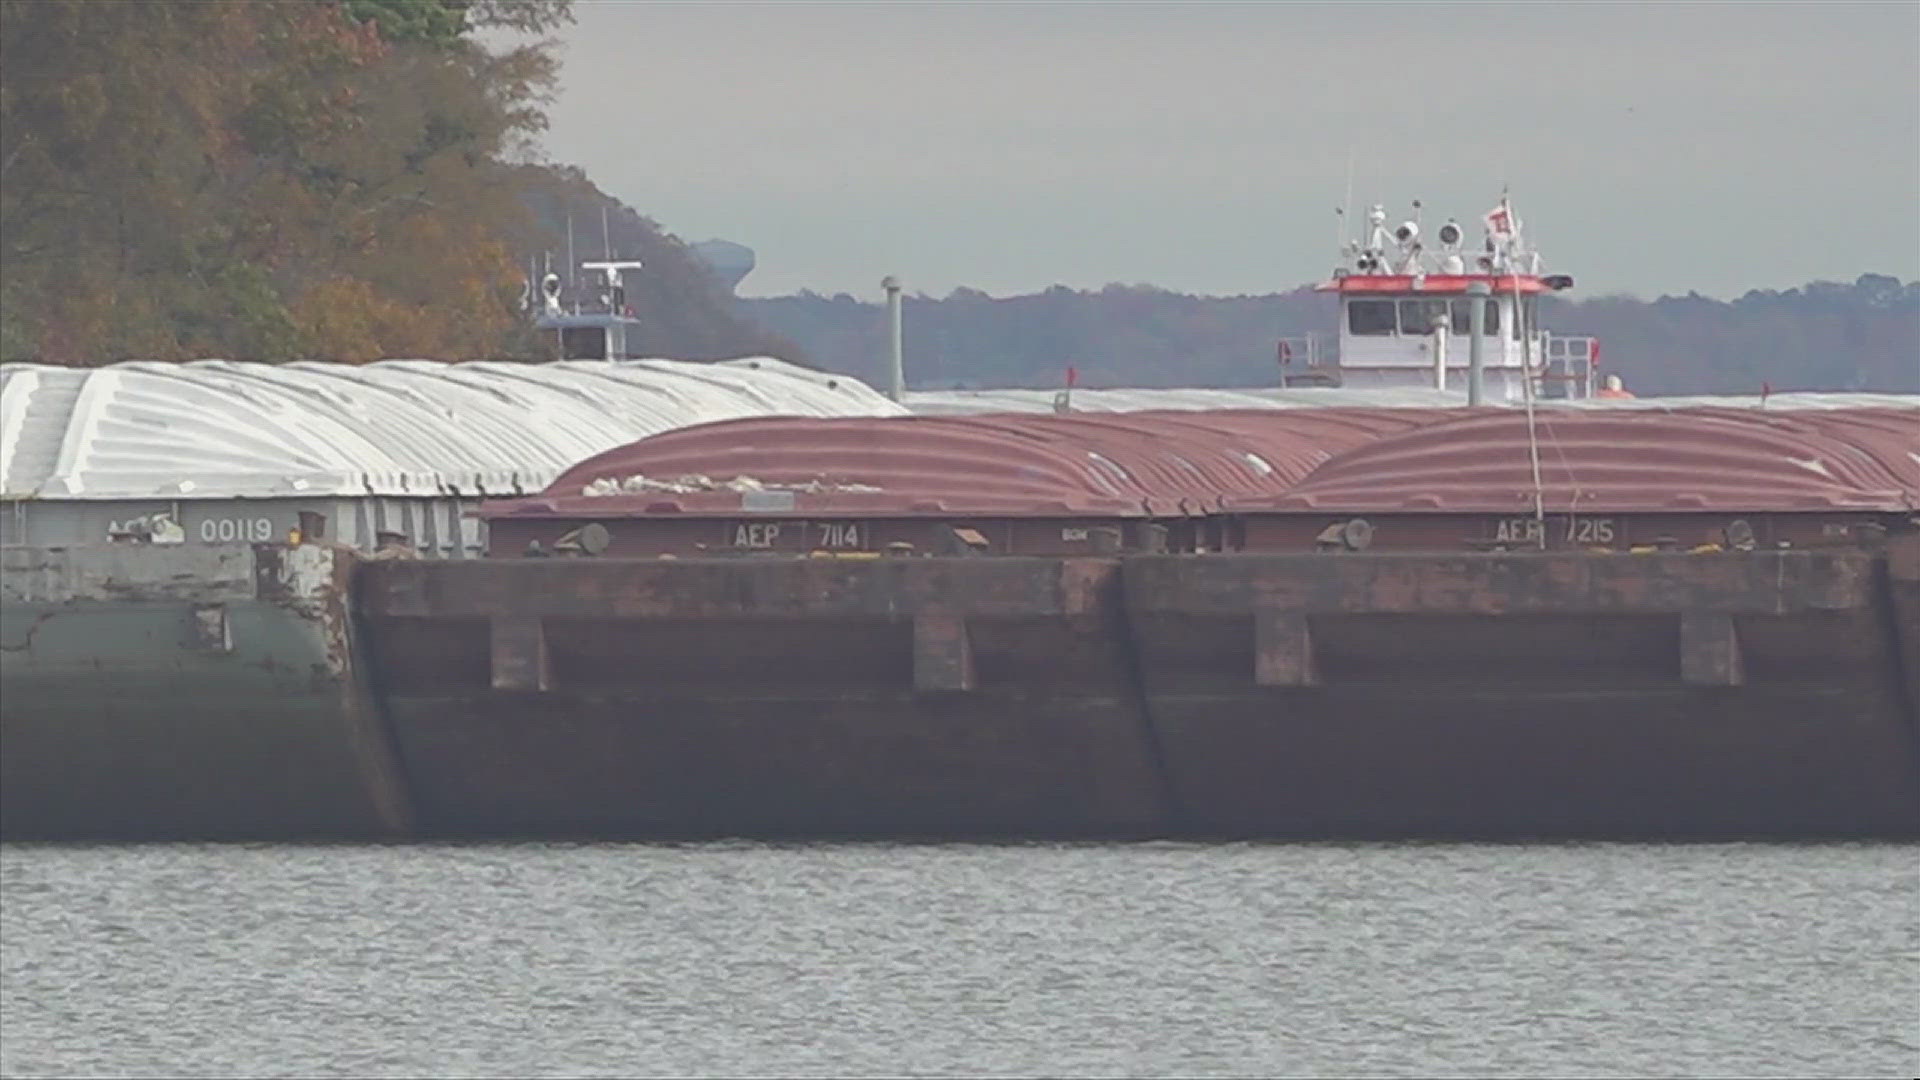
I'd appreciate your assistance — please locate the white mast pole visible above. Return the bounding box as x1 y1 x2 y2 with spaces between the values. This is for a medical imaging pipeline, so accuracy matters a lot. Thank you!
1515 261 1546 546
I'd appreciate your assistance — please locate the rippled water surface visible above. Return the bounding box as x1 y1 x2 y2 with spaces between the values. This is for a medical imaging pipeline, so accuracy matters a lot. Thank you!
2 842 1915 1078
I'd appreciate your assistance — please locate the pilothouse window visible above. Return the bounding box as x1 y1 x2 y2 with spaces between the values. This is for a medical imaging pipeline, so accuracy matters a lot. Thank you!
1398 300 1450 335
1347 300 1397 336
1448 299 1499 334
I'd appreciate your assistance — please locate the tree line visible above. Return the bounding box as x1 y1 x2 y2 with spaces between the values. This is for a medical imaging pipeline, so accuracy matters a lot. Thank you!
740 275 1920 396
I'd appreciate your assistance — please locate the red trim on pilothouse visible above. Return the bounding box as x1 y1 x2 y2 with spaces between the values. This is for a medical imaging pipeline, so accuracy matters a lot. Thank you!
1317 274 1553 294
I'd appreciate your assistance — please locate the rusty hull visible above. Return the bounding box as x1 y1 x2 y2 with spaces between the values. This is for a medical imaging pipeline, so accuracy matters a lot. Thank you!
1123 550 1920 837
1886 534 1920 733
485 514 1166 559
356 557 1170 836
1238 510 1904 554
6 541 1913 840
0 543 411 840
358 548 1920 839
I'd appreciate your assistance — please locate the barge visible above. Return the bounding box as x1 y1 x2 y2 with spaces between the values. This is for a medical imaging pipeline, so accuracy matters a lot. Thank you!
3 196 1916 841
347 399 1910 840
8 399 1912 841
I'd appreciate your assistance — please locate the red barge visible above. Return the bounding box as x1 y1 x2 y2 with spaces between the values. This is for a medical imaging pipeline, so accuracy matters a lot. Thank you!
349 386 1913 839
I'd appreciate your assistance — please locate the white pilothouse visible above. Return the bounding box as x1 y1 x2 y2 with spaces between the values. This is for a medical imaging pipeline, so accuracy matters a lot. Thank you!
1279 195 1603 401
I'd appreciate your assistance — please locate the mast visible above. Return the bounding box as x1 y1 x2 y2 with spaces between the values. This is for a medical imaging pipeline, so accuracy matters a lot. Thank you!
1514 259 1547 546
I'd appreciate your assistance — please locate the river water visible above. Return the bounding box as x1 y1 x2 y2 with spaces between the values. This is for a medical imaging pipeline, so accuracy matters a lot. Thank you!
1 842 1914 1078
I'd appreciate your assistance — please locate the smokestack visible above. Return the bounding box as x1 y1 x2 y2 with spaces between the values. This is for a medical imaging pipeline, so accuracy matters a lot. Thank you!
882 275 904 402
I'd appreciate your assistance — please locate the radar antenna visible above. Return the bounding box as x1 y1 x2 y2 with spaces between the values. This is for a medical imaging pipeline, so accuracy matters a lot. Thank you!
581 260 644 314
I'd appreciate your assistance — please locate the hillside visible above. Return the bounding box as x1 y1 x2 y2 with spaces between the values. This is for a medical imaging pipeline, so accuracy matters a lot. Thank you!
738 275 1920 396
0 0 787 365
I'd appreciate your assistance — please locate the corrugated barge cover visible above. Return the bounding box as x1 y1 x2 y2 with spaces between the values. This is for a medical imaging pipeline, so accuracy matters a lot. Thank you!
0 358 904 499
1760 407 1920 495
1244 407 1919 513
484 409 1458 518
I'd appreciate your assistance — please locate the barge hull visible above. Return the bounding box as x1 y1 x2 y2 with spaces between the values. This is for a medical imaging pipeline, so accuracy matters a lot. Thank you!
360 560 1171 836
351 549 1920 840
0 544 410 840
1124 550 1920 836
4 543 1916 840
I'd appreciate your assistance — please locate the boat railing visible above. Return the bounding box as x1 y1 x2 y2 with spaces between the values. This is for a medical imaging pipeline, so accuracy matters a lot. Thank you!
1276 334 1329 368
1277 334 1339 387
1539 334 1599 397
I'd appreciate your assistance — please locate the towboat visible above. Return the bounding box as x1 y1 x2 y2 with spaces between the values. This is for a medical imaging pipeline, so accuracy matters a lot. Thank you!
1279 195 1599 401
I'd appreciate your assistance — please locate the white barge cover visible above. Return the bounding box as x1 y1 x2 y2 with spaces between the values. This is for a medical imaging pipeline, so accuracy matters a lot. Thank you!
0 358 904 500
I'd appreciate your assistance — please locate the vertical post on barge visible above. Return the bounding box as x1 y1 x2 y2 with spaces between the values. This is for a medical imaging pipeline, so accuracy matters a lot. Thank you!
883 275 905 402
1466 281 1489 406
566 214 577 313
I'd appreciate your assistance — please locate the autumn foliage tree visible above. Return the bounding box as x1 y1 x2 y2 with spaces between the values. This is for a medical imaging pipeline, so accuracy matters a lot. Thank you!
0 0 574 363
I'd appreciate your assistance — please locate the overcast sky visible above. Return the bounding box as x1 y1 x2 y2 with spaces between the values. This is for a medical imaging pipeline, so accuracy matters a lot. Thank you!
533 1 1920 300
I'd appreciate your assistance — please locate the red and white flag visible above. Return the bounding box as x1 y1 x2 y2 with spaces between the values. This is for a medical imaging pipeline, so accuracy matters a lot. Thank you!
1483 201 1514 237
